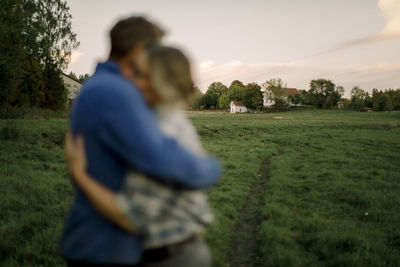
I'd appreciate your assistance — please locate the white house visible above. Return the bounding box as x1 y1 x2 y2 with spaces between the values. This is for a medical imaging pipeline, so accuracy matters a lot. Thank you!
230 101 247 113
62 73 83 107
263 88 299 107
263 90 274 107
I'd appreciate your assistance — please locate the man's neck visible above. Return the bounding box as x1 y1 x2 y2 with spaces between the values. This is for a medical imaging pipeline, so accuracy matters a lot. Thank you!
111 57 135 83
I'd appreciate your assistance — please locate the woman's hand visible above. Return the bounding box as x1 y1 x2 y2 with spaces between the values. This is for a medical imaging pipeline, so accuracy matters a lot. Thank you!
65 131 87 179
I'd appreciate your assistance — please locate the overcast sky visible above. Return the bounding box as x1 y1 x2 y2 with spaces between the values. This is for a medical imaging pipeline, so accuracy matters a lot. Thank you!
66 0 400 96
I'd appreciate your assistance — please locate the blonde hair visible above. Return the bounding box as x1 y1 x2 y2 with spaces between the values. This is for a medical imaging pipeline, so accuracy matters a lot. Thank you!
146 45 195 107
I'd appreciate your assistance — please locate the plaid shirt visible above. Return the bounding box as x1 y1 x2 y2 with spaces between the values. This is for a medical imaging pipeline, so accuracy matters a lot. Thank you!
115 109 215 249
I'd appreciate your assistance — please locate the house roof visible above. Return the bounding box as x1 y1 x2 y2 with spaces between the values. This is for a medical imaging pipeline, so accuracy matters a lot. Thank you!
231 101 245 107
62 72 83 85
285 88 299 95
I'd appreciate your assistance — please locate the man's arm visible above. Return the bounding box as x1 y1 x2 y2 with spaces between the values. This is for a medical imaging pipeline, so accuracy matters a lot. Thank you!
97 84 221 189
65 132 135 233
73 168 136 233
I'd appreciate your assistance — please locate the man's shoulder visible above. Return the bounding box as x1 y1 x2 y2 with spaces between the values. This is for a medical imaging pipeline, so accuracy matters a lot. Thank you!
77 72 142 110
84 72 133 97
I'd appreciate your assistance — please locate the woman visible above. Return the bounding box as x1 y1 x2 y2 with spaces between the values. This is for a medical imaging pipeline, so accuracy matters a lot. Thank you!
66 45 214 267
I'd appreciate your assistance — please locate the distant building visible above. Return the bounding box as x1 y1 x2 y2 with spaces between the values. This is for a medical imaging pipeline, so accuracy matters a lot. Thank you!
362 107 373 112
263 88 299 107
230 101 247 113
62 73 83 108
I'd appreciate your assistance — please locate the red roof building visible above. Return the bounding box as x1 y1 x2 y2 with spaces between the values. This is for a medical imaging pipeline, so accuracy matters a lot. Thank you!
263 87 300 107
285 88 299 95
232 101 245 106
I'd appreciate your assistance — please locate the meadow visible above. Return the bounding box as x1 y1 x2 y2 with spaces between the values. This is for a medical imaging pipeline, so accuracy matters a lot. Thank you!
1 110 399 266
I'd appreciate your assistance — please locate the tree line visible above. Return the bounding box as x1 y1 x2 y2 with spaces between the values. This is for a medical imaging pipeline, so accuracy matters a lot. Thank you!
190 80 264 110
346 87 400 111
1 1 397 113
0 0 79 110
190 78 400 112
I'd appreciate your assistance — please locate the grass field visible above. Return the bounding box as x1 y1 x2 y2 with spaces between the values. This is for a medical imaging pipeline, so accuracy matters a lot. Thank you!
1 110 400 266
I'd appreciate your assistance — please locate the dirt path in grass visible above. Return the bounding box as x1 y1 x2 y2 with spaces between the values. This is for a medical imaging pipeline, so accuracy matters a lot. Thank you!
226 158 271 267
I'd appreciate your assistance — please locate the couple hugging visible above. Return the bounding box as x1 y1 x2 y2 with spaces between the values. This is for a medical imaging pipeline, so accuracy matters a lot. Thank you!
62 16 221 267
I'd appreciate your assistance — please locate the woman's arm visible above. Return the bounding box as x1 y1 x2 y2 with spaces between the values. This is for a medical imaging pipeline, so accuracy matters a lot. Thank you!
65 132 135 233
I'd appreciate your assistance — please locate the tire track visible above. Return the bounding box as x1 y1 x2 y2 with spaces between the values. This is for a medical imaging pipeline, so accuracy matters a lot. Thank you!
226 158 271 267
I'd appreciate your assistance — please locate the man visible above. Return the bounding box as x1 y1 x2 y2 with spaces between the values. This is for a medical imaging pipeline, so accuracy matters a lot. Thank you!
61 16 220 266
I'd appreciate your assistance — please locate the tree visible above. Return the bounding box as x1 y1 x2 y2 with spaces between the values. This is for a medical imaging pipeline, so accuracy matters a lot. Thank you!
218 94 230 110
364 94 373 108
308 79 343 108
42 63 67 110
15 56 46 107
0 0 31 105
336 86 345 100
350 86 368 111
371 88 400 111
225 80 245 105
393 93 400 110
201 92 218 109
341 98 351 109
26 0 79 70
308 79 332 108
298 89 312 105
0 0 79 110
287 93 302 107
32 0 79 110
371 89 381 106
78 73 91 83
201 82 227 109
373 93 393 111
229 80 245 88
188 86 203 109
243 83 262 110
261 78 288 111
208 82 227 96
226 85 245 103
385 89 400 110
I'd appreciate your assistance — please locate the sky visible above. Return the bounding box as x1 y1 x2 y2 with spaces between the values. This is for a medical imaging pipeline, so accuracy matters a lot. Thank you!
66 0 400 97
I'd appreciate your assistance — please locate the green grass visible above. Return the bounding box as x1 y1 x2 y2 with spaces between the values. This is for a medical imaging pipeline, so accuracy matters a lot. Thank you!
189 110 400 266
1 110 400 266
254 111 400 267
0 105 67 119
0 119 71 266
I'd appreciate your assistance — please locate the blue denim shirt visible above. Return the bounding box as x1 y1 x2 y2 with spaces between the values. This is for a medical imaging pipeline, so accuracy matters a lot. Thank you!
61 61 220 264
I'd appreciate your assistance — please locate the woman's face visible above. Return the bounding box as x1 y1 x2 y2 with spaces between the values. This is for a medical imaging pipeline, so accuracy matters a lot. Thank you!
133 51 162 107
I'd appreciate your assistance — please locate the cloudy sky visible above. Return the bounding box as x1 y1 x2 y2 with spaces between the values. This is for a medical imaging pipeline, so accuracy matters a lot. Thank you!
66 0 400 96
